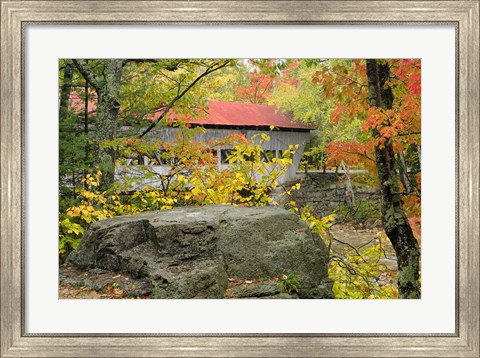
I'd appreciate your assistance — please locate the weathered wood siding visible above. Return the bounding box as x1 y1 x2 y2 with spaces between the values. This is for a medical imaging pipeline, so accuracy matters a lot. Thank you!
118 127 310 184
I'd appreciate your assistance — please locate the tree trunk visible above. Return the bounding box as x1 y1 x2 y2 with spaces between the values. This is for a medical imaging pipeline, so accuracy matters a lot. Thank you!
341 161 355 207
59 60 75 196
84 80 89 135
94 59 124 188
83 80 90 183
366 59 421 298
398 151 411 194
59 60 73 120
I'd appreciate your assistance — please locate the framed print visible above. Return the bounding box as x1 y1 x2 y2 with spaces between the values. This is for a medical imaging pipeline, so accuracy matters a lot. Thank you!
1 1 479 357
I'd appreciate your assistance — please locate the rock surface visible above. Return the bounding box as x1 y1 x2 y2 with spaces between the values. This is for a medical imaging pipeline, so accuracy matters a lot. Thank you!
65 205 333 299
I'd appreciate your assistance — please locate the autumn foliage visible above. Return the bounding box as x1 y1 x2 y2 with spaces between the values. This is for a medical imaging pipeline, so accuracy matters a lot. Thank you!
59 127 297 258
313 59 421 229
236 72 275 104
60 58 422 299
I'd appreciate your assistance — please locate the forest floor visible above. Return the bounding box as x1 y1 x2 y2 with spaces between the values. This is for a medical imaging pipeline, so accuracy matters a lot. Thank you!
59 266 151 299
59 223 397 299
330 223 398 271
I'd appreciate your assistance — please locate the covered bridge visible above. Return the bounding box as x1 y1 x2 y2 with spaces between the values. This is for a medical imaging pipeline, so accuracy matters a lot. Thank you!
67 94 312 184
135 100 313 183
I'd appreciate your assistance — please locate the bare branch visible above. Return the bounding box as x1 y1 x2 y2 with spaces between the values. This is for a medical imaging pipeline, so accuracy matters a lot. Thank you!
123 59 160 64
138 60 232 138
332 237 369 264
72 59 100 93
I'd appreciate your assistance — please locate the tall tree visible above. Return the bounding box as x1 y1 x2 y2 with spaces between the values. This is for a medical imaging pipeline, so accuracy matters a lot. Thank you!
70 59 231 187
236 71 275 104
365 60 420 298
270 60 366 172
311 59 421 298
73 59 124 186
58 59 75 196
201 60 250 102
59 59 74 117
205 59 296 104
59 59 92 198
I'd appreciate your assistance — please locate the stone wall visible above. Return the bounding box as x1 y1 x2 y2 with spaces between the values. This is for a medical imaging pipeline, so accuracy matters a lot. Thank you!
291 172 378 217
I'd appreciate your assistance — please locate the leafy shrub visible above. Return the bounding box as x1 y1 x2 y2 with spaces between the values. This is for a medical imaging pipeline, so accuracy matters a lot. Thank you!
338 199 381 225
350 172 377 188
289 203 398 299
279 273 302 294
59 128 299 258
59 218 84 260
329 232 398 299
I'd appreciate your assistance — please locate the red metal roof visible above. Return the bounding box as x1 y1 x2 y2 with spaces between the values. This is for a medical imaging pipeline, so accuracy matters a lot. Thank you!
67 93 312 130
168 101 313 130
175 101 312 130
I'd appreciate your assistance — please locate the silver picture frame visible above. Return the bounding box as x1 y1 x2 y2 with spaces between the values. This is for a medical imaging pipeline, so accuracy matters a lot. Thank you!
1 1 479 357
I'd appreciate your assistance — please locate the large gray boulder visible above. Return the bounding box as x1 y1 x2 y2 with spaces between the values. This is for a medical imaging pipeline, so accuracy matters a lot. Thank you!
66 205 333 299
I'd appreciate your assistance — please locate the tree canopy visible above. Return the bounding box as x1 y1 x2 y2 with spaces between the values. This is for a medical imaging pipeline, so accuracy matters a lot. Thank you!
59 58 422 299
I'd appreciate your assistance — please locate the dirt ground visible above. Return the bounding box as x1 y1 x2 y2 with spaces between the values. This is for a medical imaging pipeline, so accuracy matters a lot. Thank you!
59 265 153 299
329 224 398 271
